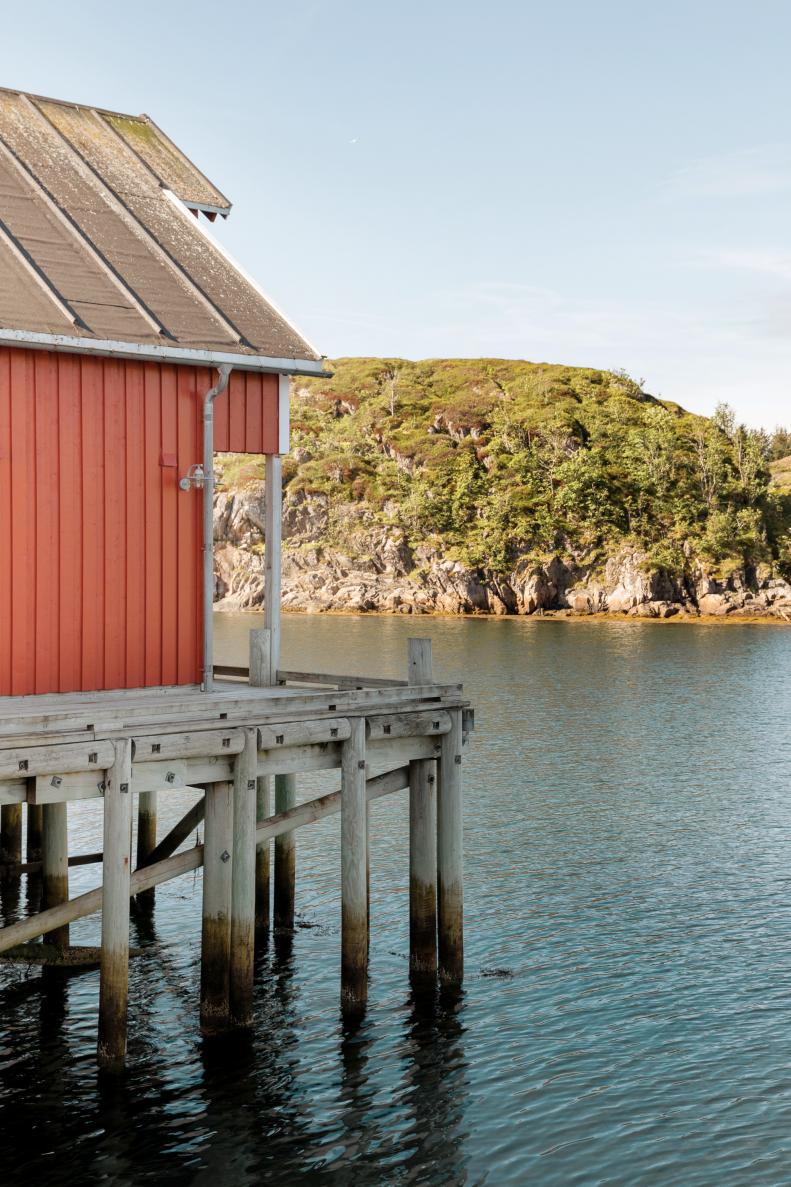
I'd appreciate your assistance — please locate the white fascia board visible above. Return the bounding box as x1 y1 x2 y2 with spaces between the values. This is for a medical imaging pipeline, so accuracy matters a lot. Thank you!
162 188 324 360
0 327 330 377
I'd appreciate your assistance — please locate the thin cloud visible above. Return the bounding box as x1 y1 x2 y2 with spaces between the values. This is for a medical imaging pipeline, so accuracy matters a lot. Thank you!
688 247 791 282
662 145 791 199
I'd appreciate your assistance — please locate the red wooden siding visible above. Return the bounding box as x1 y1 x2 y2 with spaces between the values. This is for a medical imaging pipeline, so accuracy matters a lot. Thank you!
0 348 279 696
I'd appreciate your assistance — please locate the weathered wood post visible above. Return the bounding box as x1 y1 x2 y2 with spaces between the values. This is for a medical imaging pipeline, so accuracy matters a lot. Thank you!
43 803 70 950
0 804 22 879
255 776 271 933
98 738 133 1072
273 773 296 929
408 638 438 979
341 716 368 1013
250 628 271 935
26 804 43 864
437 708 464 987
201 780 233 1033
229 728 257 1027
135 791 157 905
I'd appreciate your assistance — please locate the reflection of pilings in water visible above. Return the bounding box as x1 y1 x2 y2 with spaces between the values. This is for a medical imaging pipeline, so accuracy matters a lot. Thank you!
398 985 470 1185
336 1017 379 1171
94 1074 141 1183
192 931 319 1183
0 835 21 923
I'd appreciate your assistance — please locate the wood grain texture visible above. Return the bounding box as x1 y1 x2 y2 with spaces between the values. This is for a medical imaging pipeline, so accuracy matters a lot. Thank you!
0 348 280 696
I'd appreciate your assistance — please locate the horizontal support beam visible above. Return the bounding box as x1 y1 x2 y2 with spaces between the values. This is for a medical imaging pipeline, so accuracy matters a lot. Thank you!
0 740 114 779
6 737 441 802
366 711 450 740
276 670 410 690
0 850 102 876
0 766 409 954
0 683 461 741
258 717 351 750
132 729 245 762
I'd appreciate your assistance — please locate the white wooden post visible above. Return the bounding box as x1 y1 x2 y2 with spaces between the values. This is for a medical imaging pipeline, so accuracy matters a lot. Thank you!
264 454 282 686
229 727 257 1027
341 716 368 1013
201 780 233 1033
98 738 133 1071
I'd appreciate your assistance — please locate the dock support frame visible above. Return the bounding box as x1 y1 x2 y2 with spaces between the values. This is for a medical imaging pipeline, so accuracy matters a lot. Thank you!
97 738 133 1072
201 780 233 1033
341 716 368 1015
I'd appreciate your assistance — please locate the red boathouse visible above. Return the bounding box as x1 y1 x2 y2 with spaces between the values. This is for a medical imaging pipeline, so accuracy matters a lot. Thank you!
0 87 324 697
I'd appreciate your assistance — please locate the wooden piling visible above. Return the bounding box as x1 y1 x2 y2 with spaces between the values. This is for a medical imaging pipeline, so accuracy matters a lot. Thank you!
273 773 296 929
229 728 257 1027
135 791 157 905
0 766 411 958
255 775 271 933
201 780 233 1033
97 738 133 1072
437 708 464 987
409 760 437 979
341 716 368 1013
26 804 43 864
0 804 22 879
407 638 438 979
250 628 272 935
42 803 69 950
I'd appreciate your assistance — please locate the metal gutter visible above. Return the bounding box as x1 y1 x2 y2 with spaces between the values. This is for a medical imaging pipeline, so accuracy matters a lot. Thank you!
0 328 331 376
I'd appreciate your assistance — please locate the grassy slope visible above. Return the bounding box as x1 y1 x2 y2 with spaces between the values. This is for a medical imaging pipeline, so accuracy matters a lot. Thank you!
220 358 791 582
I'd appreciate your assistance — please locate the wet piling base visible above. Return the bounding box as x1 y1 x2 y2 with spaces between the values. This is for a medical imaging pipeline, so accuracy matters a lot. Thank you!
43 803 69 951
135 791 157 909
409 758 438 982
97 740 133 1074
255 775 271 936
229 730 257 1029
201 781 233 1034
341 719 368 1016
438 710 464 988
273 773 296 930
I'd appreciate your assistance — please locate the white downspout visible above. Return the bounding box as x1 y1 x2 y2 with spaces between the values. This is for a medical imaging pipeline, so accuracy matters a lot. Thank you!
202 364 232 692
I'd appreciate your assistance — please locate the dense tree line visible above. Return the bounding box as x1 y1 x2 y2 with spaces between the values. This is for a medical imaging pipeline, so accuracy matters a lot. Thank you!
282 359 791 581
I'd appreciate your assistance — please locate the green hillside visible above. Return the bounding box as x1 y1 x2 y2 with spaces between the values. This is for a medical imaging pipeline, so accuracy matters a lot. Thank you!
225 358 791 581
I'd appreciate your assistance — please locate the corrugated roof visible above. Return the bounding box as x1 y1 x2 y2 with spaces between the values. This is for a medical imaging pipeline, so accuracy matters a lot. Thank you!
0 87 322 371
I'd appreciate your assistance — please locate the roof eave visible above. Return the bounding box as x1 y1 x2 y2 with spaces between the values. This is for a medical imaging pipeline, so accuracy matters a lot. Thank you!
0 328 331 377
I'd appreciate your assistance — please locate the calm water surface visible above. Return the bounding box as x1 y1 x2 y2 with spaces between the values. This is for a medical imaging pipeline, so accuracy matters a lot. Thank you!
2 615 791 1185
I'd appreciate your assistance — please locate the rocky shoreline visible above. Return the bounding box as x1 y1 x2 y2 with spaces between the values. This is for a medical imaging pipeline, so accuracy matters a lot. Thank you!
213 483 791 623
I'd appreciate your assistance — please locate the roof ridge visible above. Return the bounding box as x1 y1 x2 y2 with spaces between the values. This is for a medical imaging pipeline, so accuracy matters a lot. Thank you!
0 85 145 123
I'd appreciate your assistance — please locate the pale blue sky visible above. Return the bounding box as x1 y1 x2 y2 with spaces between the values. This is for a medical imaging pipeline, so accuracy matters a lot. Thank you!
3 1 791 427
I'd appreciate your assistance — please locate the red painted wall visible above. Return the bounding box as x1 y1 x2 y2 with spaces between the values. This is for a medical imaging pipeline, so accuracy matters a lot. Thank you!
0 348 279 696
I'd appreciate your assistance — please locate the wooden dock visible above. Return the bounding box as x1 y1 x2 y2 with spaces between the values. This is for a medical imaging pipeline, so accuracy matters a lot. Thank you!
0 634 470 1071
